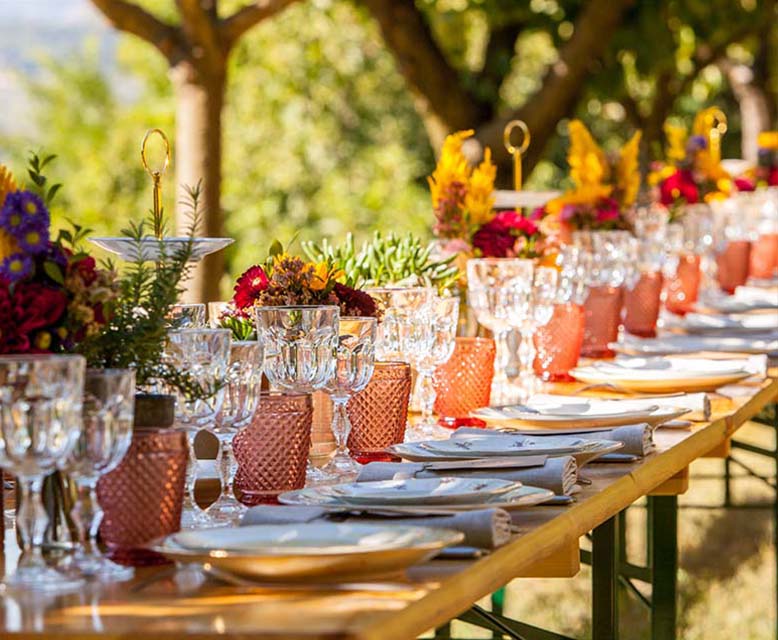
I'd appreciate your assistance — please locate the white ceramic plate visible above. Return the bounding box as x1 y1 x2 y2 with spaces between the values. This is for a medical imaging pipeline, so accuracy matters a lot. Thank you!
152 523 462 581
612 334 778 357
591 357 748 378
471 401 688 429
571 361 751 393
279 485 555 512
323 477 519 506
90 236 234 262
421 435 600 458
683 312 778 334
387 439 623 467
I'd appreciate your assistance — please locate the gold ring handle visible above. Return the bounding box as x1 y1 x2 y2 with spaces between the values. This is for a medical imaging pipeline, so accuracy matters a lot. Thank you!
140 129 171 238
503 120 531 191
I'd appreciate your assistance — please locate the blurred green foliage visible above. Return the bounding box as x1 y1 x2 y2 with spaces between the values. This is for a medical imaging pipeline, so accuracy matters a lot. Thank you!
1 0 772 284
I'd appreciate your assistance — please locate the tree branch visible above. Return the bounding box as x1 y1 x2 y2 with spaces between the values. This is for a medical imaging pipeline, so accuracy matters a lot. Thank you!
476 0 635 176
220 0 302 49
176 0 225 65
361 0 491 134
90 0 183 63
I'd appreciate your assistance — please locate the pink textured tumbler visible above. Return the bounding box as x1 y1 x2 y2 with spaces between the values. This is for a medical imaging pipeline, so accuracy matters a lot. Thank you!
533 303 584 382
581 286 623 359
665 254 701 315
623 271 664 338
716 240 752 294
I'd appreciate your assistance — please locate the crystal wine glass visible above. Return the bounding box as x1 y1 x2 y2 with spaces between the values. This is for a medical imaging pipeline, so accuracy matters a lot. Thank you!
167 303 207 329
406 296 459 440
366 287 434 361
166 328 231 528
254 305 339 485
66 368 135 581
0 355 85 592
206 340 263 524
320 317 377 480
467 258 534 404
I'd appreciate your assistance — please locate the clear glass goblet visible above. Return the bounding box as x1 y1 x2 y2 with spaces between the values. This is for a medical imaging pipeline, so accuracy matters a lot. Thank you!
406 296 459 440
366 287 434 361
207 340 263 524
320 317 376 481
254 305 339 485
0 355 85 592
166 328 231 529
67 368 135 581
467 258 534 404
167 303 207 329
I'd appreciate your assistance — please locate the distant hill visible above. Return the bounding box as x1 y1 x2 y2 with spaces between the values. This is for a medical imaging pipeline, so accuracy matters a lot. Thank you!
0 0 113 134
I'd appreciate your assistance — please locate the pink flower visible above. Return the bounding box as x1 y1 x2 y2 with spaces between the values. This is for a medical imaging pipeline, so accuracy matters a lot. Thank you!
472 211 539 258
660 169 699 206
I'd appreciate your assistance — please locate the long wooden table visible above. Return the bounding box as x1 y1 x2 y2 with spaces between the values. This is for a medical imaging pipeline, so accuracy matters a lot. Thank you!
2 376 777 640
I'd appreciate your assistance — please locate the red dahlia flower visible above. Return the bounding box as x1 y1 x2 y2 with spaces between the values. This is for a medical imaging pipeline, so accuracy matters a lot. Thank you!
233 265 269 309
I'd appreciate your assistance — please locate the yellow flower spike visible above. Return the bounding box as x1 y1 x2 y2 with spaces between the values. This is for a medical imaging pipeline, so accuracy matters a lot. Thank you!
664 123 688 164
567 120 609 189
464 147 497 227
428 130 474 210
757 131 778 151
0 164 16 208
615 130 642 208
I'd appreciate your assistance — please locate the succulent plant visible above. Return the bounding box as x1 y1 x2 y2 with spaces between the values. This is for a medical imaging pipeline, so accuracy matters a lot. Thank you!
302 231 461 293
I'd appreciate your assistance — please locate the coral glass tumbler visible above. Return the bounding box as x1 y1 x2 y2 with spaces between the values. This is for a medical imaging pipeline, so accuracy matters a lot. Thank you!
533 302 584 382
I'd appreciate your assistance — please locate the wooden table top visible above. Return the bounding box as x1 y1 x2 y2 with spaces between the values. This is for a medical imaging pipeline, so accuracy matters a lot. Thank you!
2 375 777 640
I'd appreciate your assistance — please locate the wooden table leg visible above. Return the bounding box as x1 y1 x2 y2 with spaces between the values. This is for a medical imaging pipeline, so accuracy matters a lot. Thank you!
592 513 620 640
648 495 678 640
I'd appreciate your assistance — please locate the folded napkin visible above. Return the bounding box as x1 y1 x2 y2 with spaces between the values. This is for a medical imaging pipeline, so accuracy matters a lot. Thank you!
453 424 653 457
735 285 778 303
530 392 710 421
241 504 512 549
357 457 578 497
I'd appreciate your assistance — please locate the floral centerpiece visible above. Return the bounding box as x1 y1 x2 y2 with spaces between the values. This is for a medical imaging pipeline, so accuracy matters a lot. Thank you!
216 241 380 339
753 131 778 187
533 120 641 236
650 108 753 217
0 155 117 355
429 130 543 259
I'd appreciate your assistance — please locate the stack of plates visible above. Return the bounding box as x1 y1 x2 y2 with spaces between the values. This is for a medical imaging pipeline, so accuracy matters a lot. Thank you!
571 357 752 393
150 522 462 581
280 477 555 512
471 397 688 430
387 435 622 466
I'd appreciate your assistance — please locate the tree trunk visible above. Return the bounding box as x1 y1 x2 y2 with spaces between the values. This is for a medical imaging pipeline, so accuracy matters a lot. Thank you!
721 60 771 163
172 59 226 303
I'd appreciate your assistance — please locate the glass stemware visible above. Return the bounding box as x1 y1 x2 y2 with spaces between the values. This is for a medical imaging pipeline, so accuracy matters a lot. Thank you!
406 296 459 440
167 303 207 329
504 265 557 399
166 328 231 529
254 305 339 485
466 258 533 404
366 287 434 361
0 355 85 592
67 368 135 581
320 317 377 480
207 340 263 524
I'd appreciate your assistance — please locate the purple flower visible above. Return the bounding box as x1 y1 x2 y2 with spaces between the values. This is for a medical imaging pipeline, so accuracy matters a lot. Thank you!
16 223 50 255
686 135 707 155
0 253 33 283
0 191 49 241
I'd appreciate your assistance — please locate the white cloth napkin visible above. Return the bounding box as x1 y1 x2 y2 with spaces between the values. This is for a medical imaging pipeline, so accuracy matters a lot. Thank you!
357 457 578 496
241 504 512 549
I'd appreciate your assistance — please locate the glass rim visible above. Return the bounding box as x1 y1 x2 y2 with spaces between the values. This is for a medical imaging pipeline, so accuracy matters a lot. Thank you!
85 367 136 377
167 327 232 336
0 354 85 363
466 257 535 264
253 305 340 312
364 285 433 293
259 390 311 400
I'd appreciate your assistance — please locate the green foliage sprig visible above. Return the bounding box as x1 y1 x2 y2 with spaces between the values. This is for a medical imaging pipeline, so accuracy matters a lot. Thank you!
76 182 218 402
302 231 460 294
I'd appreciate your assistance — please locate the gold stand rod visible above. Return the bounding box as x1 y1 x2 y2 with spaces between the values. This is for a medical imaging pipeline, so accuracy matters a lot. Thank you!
140 128 171 239
503 120 531 192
